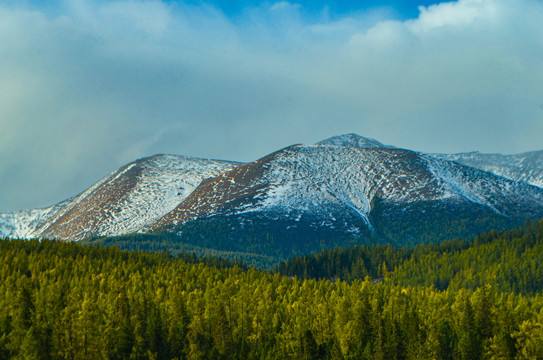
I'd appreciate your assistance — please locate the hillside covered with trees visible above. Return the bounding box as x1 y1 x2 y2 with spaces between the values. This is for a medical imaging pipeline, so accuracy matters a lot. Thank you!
1 219 543 359
278 219 543 295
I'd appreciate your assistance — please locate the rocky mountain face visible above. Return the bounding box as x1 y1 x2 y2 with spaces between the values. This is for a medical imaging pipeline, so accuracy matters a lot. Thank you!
2 134 543 259
148 145 543 231
432 151 543 188
142 141 543 255
1 155 238 240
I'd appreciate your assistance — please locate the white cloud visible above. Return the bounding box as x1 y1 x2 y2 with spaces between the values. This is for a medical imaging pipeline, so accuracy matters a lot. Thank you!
413 0 498 31
1 0 543 211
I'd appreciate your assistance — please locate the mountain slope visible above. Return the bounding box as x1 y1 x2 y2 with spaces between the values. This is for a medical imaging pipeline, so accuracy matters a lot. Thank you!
1 155 239 241
0 204 66 239
142 140 543 256
150 144 543 228
432 150 543 188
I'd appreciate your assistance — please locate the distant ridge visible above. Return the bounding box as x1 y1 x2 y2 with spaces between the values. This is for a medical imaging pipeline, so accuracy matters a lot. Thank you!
316 133 393 149
433 150 543 188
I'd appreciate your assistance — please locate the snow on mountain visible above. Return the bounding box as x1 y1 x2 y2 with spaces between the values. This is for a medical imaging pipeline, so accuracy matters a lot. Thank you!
422 154 543 215
0 163 131 239
149 144 543 234
322 134 543 190
0 205 64 239
1 155 239 240
255 147 431 217
316 133 392 149
432 151 543 189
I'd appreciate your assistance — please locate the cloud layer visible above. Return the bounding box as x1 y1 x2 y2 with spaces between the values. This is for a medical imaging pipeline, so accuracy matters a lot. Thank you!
1 0 542 211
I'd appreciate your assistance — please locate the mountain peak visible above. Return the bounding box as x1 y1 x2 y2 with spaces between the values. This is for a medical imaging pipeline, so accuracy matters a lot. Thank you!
316 133 390 149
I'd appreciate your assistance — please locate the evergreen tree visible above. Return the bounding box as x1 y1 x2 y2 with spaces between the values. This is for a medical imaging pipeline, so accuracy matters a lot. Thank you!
458 296 481 360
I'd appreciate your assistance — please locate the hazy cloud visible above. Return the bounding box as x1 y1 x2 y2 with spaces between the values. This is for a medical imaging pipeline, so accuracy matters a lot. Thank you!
1 0 542 211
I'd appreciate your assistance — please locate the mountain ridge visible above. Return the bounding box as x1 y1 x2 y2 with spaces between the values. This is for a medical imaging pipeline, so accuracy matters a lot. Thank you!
1 154 240 240
432 150 543 188
2 134 543 256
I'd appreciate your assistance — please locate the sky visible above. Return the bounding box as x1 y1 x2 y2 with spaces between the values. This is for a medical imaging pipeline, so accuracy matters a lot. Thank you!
1 0 542 212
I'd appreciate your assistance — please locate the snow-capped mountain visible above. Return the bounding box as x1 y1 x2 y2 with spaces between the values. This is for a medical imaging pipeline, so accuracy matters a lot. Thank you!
0 155 239 240
432 151 543 189
2 134 543 250
316 133 393 149
148 142 543 234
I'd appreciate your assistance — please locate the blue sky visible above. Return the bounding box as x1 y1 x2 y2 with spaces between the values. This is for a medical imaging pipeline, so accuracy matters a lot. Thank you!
1 0 543 211
178 0 438 18
31 0 445 18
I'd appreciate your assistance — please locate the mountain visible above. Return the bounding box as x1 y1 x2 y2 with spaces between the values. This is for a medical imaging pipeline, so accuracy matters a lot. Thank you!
316 133 392 149
2 134 543 263
149 144 543 229
139 140 543 258
432 150 543 188
0 155 239 240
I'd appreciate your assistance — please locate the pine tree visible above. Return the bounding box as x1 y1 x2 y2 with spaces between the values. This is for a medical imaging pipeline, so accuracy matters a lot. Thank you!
458 296 481 360
299 329 319 360
436 319 455 360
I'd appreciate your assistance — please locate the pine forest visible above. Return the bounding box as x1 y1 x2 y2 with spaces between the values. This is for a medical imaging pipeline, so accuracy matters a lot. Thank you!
1 219 543 359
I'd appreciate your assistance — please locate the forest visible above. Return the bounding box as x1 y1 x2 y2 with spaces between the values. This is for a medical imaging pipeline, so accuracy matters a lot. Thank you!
1 219 543 359
82 202 528 270
278 219 543 294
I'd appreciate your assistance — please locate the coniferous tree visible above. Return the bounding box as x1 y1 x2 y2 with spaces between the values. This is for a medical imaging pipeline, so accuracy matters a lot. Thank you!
458 296 481 360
